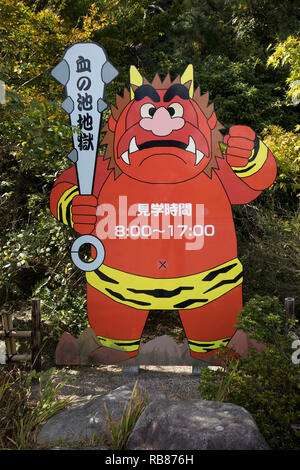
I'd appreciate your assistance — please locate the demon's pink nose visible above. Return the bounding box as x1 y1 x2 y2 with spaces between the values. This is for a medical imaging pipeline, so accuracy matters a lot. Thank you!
139 107 184 136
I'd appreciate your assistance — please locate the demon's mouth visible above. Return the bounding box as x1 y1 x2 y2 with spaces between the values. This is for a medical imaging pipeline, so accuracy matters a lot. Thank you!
120 136 205 166
138 140 187 150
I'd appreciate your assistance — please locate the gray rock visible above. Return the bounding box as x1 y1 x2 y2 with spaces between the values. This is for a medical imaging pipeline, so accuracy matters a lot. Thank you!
37 383 161 445
125 399 270 450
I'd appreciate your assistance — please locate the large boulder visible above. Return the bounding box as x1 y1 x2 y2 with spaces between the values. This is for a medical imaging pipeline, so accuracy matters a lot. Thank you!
37 383 269 450
36 383 163 446
125 399 269 450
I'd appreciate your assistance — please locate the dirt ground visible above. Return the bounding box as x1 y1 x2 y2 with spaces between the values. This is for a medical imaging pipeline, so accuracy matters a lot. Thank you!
3 304 216 404
29 364 210 404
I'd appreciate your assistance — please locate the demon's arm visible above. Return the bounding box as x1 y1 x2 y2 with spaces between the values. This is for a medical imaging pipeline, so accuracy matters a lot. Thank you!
49 156 111 234
215 125 277 205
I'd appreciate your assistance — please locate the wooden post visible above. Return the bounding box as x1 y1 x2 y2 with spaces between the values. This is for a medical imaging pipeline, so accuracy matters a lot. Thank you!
0 330 31 338
7 312 16 356
6 354 31 362
1 313 12 357
285 297 295 334
31 298 41 371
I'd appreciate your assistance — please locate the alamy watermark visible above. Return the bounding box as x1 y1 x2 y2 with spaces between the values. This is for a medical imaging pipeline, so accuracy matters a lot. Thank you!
95 196 215 251
291 339 300 365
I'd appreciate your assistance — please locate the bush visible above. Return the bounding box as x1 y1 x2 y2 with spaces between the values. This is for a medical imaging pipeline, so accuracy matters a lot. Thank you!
0 366 73 449
34 281 88 338
234 204 300 310
262 125 300 210
235 294 298 348
198 346 300 450
197 295 300 450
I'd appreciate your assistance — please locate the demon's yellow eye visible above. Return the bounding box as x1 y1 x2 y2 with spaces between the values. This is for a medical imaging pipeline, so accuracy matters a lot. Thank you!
168 102 184 118
140 103 156 118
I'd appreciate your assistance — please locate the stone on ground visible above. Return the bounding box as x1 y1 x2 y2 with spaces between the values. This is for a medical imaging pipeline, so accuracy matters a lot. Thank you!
36 383 161 446
125 399 269 450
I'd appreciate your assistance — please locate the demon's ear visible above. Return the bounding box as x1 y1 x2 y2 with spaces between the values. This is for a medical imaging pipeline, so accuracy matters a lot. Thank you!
180 64 194 98
130 65 143 100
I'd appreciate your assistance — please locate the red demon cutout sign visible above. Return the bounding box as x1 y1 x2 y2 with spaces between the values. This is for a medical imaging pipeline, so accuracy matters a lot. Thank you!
50 43 277 364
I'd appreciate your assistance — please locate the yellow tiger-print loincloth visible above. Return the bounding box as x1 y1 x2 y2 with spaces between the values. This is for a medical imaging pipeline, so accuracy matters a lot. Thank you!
96 335 232 353
86 257 243 310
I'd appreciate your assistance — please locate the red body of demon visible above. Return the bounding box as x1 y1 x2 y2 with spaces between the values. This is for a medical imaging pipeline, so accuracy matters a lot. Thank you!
50 66 277 363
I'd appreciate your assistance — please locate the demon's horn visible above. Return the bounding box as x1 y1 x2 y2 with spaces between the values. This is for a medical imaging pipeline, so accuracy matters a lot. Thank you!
130 65 143 100
180 64 194 98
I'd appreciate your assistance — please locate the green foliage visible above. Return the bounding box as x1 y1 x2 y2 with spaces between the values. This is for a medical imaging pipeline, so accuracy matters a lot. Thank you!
34 280 89 338
198 346 300 450
0 201 74 296
197 55 292 132
0 366 74 449
262 125 300 201
103 380 150 450
267 36 300 102
228 0 299 50
208 351 240 403
0 0 98 333
197 295 300 449
235 294 298 348
234 204 300 308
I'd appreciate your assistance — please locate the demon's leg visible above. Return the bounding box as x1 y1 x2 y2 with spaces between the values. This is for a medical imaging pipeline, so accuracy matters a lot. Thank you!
179 284 243 361
87 283 149 360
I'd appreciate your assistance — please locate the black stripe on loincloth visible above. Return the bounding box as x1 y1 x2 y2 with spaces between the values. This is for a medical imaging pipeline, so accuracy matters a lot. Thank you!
203 272 243 294
115 340 140 346
188 338 231 347
188 340 216 346
100 337 141 347
95 269 119 284
127 286 194 298
202 262 237 282
173 298 209 309
105 288 151 306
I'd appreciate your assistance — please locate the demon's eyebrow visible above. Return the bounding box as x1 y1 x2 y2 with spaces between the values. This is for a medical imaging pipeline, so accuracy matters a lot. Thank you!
163 84 189 102
134 85 160 102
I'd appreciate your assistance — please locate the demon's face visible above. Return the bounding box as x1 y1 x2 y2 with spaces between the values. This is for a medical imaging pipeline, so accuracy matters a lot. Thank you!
114 85 212 183
103 66 222 183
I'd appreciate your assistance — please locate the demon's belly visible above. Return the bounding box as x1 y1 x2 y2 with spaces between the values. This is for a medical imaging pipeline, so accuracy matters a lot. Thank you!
92 171 237 278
